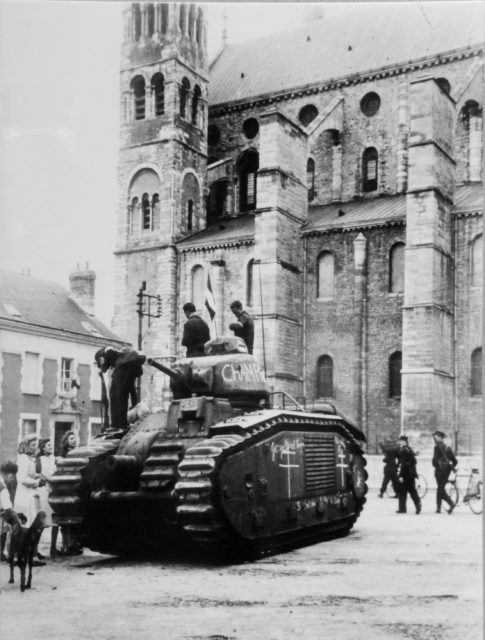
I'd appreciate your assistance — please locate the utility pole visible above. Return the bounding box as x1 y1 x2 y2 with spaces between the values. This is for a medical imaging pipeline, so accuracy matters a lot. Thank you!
136 281 162 398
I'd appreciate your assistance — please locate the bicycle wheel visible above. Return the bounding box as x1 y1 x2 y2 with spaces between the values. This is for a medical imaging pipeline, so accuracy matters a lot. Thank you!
445 481 458 506
467 480 483 515
416 474 428 499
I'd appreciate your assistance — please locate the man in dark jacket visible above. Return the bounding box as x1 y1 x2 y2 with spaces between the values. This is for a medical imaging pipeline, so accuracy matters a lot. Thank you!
396 435 421 514
95 346 146 431
181 302 210 357
378 443 399 498
229 300 254 354
432 430 458 514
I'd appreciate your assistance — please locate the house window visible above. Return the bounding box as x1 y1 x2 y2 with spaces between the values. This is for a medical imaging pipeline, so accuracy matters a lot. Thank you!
317 252 335 300
299 104 318 127
90 364 103 402
22 352 40 394
19 414 40 441
246 259 254 307
161 4 168 33
187 199 193 232
61 358 74 393
360 92 381 117
389 242 405 293
317 355 334 397
179 3 187 32
472 234 482 287
192 85 201 125
196 8 203 45
208 125 220 146
307 158 315 202
471 348 482 396
88 418 103 444
179 77 190 118
152 73 165 116
239 150 259 212
142 193 152 230
389 351 402 398
207 179 228 225
146 4 155 37
363 147 378 192
151 194 160 230
191 265 205 309
128 197 139 234
131 75 146 120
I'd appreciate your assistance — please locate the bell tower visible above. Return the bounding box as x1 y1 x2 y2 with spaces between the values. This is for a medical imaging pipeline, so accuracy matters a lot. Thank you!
112 3 208 407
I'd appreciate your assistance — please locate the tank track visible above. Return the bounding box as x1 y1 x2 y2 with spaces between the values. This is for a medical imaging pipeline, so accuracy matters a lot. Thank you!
139 436 185 491
174 412 367 556
49 440 120 537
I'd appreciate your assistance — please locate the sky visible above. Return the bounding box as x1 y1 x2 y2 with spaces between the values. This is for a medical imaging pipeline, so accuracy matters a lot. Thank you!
0 1 317 325
0 1 480 326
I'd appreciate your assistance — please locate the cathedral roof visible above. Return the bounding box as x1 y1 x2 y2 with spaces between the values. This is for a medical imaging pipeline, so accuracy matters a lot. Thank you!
0 269 123 344
209 3 484 107
303 194 406 234
177 214 255 251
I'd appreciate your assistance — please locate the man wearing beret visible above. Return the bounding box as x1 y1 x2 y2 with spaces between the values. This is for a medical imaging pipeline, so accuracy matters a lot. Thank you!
432 430 458 514
396 435 421 514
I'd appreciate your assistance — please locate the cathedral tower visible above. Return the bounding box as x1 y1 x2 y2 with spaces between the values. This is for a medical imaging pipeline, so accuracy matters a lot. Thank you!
112 3 208 407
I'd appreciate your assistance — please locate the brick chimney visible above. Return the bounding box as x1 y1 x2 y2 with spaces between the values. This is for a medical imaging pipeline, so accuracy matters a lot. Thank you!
69 263 96 316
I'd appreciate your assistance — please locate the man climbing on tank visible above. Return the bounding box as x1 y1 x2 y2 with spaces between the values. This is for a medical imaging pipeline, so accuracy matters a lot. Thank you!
94 346 146 431
181 302 211 357
229 300 254 354
432 430 457 514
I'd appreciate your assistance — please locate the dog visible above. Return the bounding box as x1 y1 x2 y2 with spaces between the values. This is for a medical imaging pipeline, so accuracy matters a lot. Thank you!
5 509 46 592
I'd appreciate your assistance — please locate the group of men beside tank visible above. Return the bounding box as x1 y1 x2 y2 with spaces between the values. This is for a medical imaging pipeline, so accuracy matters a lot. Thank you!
378 431 458 514
94 300 254 432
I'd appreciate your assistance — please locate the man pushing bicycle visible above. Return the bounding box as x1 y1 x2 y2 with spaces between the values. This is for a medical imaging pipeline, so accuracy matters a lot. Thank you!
432 430 457 514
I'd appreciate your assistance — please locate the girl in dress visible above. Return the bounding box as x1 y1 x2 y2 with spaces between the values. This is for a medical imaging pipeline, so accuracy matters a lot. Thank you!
37 439 60 556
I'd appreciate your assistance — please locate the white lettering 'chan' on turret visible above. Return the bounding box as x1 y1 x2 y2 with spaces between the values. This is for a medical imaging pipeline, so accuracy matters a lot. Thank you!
221 362 265 385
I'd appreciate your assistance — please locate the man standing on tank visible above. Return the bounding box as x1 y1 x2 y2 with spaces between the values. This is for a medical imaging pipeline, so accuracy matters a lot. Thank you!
229 300 254 354
396 435 421 514
181 302 211 357
432 430 457 514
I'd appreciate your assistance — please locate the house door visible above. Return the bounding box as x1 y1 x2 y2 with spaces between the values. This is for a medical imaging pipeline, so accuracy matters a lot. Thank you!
54 422 73 456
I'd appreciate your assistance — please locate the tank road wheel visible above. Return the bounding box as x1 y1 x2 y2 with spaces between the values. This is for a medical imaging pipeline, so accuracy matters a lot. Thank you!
351 455 368 502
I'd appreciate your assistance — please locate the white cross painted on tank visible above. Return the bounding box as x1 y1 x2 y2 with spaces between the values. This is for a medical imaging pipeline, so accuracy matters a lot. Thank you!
279 448 299 498
336 443 348 486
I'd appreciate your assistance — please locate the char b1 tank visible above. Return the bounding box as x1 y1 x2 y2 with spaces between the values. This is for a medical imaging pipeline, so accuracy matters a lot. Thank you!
49 337 368 558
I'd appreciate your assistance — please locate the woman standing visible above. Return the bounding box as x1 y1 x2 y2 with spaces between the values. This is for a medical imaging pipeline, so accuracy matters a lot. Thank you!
14 434 44 526
37 439 60 556
58 430 81 555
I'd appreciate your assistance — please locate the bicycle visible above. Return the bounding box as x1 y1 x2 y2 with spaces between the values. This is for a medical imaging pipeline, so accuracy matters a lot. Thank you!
445 467 482 515
384 474 428 500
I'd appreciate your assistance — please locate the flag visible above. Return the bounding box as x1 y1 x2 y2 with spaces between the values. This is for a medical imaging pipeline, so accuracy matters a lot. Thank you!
205 271 216 320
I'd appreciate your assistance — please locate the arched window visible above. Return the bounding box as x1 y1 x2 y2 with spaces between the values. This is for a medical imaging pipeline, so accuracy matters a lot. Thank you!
131 75 146 120
128 197 139 234
142 193 151 230
146 4 155 37
188 4 195 39
179 77 190 119
246 259 254 307
152 73 164 116
363 147 378 192
207 179 228 225
317 252 335 300
389 242 405 293
133 4 141 39
471 348 482 396
239 150 259 212
196 8 203 45
128 169 161 236
389 351 402 398
187 199 193 232
307 158 315 202
179 4 187 33
191 265 205 309
317 355 334 397
151 194 160 230
192 85 201 126
472 234 482 287
161 4 169 34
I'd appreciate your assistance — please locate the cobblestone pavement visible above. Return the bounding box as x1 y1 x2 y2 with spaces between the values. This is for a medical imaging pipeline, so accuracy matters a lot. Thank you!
0 493 482 640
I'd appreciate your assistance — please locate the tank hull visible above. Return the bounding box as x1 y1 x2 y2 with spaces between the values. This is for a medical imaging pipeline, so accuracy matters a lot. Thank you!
50 409 367 558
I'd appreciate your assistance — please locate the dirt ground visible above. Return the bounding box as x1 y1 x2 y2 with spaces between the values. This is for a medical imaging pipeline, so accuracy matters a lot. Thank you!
0 494 482 640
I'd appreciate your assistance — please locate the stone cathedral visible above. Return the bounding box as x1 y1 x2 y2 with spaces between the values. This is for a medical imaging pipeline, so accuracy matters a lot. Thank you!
111 3 483 454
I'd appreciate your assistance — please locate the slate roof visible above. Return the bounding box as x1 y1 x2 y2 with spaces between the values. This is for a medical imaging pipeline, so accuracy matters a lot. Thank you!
177 214 255 251
0 269 124 343
209 2 484 107
303 183 483 234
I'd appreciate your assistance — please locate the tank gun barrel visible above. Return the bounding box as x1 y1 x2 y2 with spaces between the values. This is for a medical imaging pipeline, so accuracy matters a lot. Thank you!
146 357 180 381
